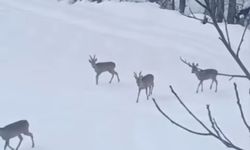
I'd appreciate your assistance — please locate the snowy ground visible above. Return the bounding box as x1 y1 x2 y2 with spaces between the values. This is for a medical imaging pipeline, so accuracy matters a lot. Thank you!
0 0 249 150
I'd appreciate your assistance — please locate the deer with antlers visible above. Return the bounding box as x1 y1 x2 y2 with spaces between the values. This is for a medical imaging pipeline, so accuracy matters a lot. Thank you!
180 57 218 93
134 72 154 103
89 55 120 85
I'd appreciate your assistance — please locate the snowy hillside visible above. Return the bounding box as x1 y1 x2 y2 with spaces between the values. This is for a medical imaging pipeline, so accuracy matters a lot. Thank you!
0 0 249 150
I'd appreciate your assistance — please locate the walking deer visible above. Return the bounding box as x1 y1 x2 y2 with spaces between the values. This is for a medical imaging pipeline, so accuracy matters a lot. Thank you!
0 120 35 150
134 72 154 103
89 55 120 85
180 57 218 93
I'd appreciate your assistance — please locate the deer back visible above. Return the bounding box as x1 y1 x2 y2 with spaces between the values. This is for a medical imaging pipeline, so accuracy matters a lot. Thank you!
94 62 116 73
0 120 29 139
195 69 218 80
140 74 154 88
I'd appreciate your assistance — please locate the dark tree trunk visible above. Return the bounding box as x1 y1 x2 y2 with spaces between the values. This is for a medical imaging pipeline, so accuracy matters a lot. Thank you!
216 0 224 22
227 0 236 24
179 0 186 14
209 0 216 18
172 0 175 10
159 0 173 9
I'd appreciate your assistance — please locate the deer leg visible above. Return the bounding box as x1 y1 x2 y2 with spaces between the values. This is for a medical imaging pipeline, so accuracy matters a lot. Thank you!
201 81 204 92
109 73 114 84
16 135 23 150
151 84 154 95
146 88 149 100
23 131 35 148
214 79 218 92
113 70 120 82
148 86 151 96
96 73 100 85
114 71 120 82
210 80 214 90
5 140 14 150
4 140 8 150
196 81 202 93
136 89 141 103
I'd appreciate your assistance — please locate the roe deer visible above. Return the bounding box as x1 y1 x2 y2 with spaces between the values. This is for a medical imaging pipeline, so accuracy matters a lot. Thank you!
89 55 120 85
180 57 218 93
134 72 154 103
0 120 35 150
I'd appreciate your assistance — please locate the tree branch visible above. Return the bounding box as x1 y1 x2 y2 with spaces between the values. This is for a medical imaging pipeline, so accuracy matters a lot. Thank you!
213 119 233 145
234 83 250 133
236 22 250 57
169 85 213 133
194 0 250 80
223 16 232 48
152 98 210 136
206 105 233 145
152 86 245 150
184 7 213 24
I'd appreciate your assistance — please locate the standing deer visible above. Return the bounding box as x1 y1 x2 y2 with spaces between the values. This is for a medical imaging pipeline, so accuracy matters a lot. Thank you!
89 55 120 85
134 72 154 103
0 120 35 150
180 57 218 93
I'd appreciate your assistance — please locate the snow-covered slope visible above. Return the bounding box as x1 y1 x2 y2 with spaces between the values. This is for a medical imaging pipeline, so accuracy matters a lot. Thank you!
0 0 249 150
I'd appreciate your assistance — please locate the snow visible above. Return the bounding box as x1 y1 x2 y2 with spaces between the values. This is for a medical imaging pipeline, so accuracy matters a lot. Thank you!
0 0 249 150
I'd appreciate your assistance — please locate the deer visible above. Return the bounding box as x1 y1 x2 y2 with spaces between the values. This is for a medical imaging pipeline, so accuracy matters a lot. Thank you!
134 72 154 103
89 55 120 85
180 57 218 93
0 120 35 150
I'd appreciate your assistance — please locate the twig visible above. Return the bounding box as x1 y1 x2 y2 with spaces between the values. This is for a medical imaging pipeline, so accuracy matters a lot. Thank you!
223 16 232 48
217 73 248 79
183 7 213 24
234 83 250 133
213 119 233 145
169 85 212 133
152 98 209 136
236 22 250 57
207 105 233 145
152 85 245 150
206 105 221 137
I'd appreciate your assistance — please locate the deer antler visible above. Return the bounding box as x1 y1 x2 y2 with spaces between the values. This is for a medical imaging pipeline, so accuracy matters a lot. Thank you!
89 55 93 60
180 57 192 67
134 72 138 78
89 55 97 61
139 71 143 77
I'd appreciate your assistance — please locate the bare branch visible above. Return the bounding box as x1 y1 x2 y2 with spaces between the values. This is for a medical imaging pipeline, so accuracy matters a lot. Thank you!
223 16 232 48
194 0 250 80
206 105 220 137
194 0 209 11
152 86 245 150
152 98 210 136
236 22 250 57
207 105 233 145
217 73 248 79
184 7 213 24
234 83 250 133
213 119 233 145
169 85 213 133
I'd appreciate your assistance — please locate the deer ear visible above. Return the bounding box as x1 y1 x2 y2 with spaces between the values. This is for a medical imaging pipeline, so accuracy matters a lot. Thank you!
89 60 91 63
196 63 199 66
